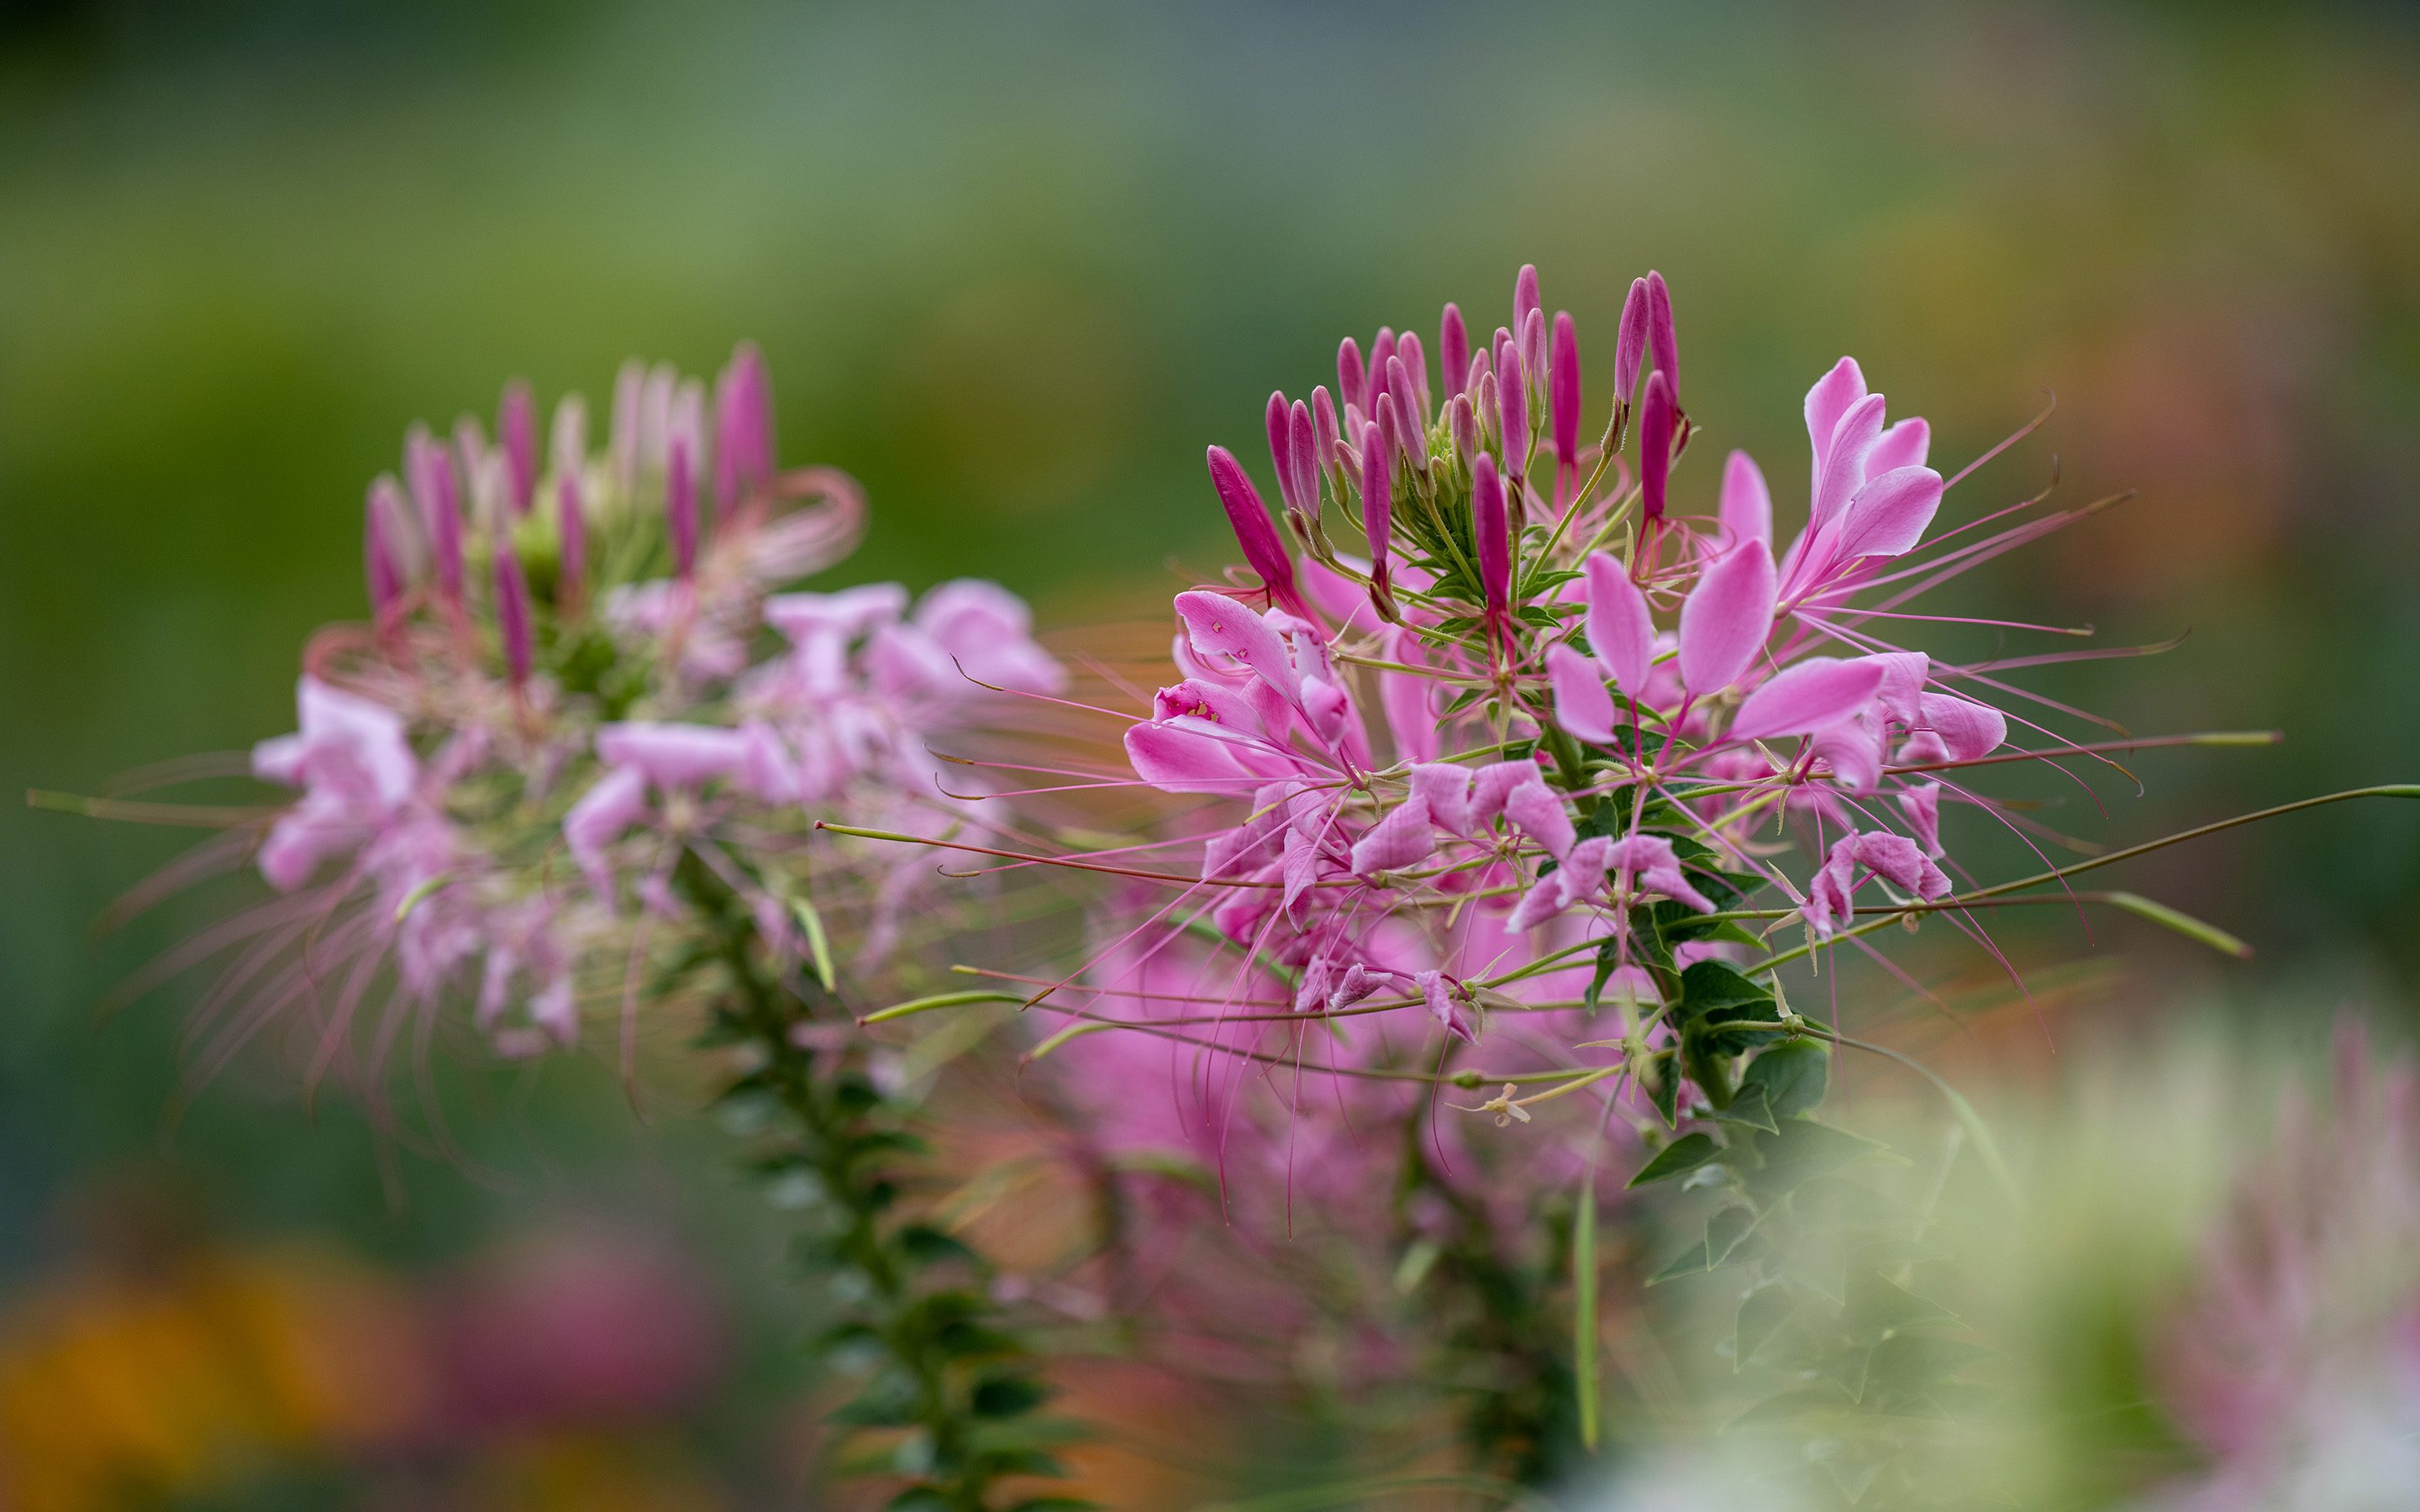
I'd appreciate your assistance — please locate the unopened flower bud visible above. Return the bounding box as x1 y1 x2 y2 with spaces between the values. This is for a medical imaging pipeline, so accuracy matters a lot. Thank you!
407 425 465 604
667 433 699 578
550 393 587 481
1550 311 1581 491
1440 303 1470 401
1640 369 1676 522
1360 420 1394 617
1450 393 1479 466
1384 388 1428 474
557 470 587 608
1288 400 1318 528
1465 346 1491 396
1521 308 1548 404
1265 390 1301 519
1513 264 1541 355
1647 270 1678 397
1205 445 1312 623
1493 333 1528 475
365 475 408 618
1368 328 1398 410
499 379 538 514
1473 450 1511 620
1397 331 1430 423
610 359 644 487
493 522 534 685
1615 276 1649 401
1312 386 1342 496
1337 338 1368 412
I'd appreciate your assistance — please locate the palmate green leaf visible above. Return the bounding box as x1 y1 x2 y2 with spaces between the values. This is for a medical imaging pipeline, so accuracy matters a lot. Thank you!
1864 1333 1998 1404
1628 1131 1719 1186
1742 1116 1898 1201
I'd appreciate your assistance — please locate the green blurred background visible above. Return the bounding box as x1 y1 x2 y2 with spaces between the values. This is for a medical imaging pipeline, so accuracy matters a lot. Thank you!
3 1 2417 1504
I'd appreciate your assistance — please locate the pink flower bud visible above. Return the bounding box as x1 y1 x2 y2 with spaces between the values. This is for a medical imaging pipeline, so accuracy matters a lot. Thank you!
1465 347 1491 396
1205 445 1311 622
1640 370 1676 522
1337 339 1367 414
556 470 587 606
1397 330 1430 422
1360 419 1392 585
365 475 408 617
1492 333 1528 475
408 426 465 603
1550 311 1581 486
1312 386 1341 492
1615 276 1649 400
1472 450 1511 620
1384 388 1428 473
499 379 539 514
1288 400 1318 526
1646 270 1678 396
1513 265 1541 353
1368 328 1398 410
1450 393 1478 465
493 524 534 685
1440 303 1470 400
610 359 644 488
667 434 698 578
1265 390 1299 517
1521 307 1548 403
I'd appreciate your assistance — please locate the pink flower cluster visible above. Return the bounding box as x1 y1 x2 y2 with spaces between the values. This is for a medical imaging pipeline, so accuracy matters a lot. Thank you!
1034 262 2112 1197
235 346 1060 1065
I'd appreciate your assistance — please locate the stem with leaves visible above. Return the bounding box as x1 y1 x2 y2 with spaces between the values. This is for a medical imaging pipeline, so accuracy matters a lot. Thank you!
675 853 1088 1512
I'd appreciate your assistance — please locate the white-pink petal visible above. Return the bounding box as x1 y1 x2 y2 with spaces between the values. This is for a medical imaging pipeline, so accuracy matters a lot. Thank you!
1582 551 1655 693
1547 643 1618 744
1678 538 1777 696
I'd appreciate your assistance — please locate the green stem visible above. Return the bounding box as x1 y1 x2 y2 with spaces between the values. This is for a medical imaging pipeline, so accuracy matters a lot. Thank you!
676 852 1055 1511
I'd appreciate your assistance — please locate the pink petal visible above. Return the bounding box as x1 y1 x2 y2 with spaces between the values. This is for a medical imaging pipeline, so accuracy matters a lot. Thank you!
1418 970 1476 1043
1470 759 1542 825
1867 416 1930 475
1549 312 1581 472
1730 656 1887 741
1899 782 1944 858
1720 449 1770 546
1548 643 1618 744
1811 391 1887 532
1851 831 1950 899
1870 652 1931 727
1472 452 1511 617
1583 550 1655 693
1833 465 1945 562
1802 357 1868 486
1916 692 2007 762
1678 538 1777 696
1411 763 1476 836
1502 779 1576 861
565 766 650 894
1811 717 1884 794
1125 719 1256 794
1174 591 1299 702
1351 795 1437 876
1614 276 1649 398
597 722 750 789
1640 370 1676 521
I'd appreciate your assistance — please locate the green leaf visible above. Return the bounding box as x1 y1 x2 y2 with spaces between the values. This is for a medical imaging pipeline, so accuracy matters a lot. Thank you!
885 1491 954 1512
1628 1131 1718 1187
1741 1039 1829 1118
1733 1283 1797 1371
1007 1500 1104 1512
1645 1049 1681 1126
1676 960 1776 1020
971 1374 1054 1418
1644 1237 1710 1286
1712 1084 1779 1135
1725 1386 1859 1430
1844 1271 1961 1333
896 1224 978 1268
1706 1205 1760 1267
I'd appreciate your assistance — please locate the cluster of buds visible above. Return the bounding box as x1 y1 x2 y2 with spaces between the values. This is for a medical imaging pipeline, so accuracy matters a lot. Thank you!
187 344 1060 1079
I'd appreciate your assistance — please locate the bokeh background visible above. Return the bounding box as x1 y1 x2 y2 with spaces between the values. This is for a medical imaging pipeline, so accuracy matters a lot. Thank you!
3 1 2417 1505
